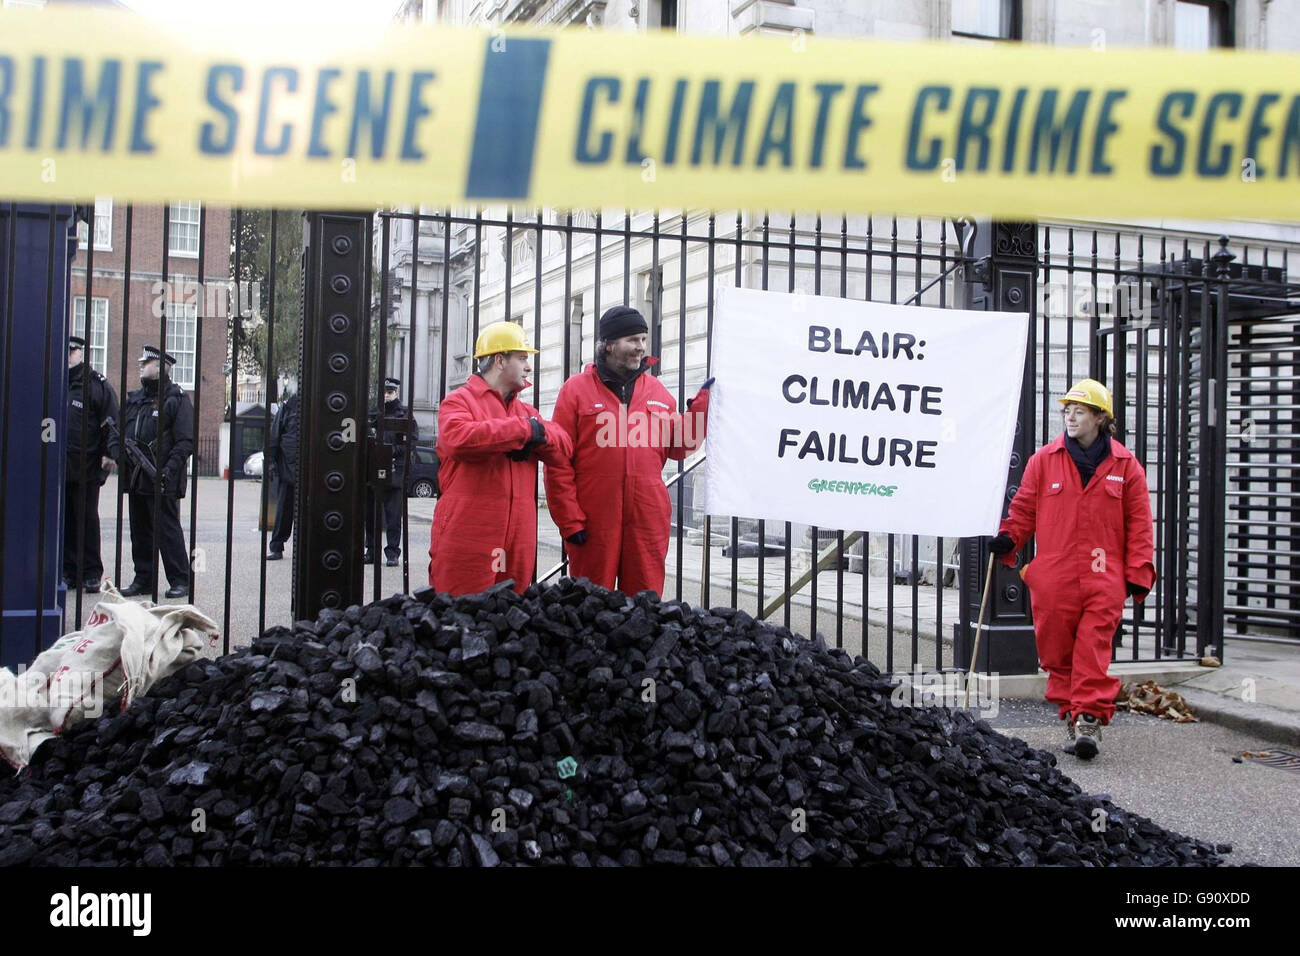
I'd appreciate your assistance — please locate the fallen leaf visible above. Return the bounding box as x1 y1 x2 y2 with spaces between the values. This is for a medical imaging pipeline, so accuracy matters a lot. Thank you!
1116 681 1198 722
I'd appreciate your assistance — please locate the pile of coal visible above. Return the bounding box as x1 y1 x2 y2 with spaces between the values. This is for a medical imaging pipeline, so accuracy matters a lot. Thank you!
0 578 1227 866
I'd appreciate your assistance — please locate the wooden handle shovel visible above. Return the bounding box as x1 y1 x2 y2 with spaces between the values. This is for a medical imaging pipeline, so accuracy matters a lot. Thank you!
964 552 996 710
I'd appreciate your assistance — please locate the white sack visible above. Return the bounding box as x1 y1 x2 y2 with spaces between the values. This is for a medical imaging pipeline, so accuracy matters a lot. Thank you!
0 584 220 769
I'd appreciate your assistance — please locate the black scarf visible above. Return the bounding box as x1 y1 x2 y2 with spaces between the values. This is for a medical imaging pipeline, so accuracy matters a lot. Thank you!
595 355 648 405
1065 433 1111 487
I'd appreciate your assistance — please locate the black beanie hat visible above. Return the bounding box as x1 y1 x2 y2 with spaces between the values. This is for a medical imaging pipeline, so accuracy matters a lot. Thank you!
599 305 648 341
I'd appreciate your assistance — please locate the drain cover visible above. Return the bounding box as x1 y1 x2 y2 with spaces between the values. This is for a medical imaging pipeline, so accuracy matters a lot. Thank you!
1243 750 1300 774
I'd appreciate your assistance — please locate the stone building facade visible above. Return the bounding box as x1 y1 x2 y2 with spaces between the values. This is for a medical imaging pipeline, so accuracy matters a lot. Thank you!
376 1 1299 622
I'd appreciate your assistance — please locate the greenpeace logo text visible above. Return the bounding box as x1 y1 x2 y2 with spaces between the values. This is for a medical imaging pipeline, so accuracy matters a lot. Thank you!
807 478 898 497
50 886 151 937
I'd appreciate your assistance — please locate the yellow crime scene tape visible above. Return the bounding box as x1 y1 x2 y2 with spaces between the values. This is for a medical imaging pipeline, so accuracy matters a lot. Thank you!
2 6 1300 220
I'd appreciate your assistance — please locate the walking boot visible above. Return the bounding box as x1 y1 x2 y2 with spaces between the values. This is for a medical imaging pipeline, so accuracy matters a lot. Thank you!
1074 714 1102 760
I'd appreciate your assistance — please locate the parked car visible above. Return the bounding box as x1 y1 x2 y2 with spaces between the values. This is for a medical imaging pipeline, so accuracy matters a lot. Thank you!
406 444 440 498
243 451 264 479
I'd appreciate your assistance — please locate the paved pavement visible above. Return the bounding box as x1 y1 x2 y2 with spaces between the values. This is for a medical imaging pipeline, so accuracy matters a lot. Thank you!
1165 640 1300 747
986 699 1299 866
65 476 439 650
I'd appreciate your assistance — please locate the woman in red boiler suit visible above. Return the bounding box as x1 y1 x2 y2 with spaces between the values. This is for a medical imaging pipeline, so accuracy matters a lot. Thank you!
989 379 1155 760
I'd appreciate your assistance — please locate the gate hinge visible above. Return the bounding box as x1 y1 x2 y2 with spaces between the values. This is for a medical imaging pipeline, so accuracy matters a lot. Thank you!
966 256 992 287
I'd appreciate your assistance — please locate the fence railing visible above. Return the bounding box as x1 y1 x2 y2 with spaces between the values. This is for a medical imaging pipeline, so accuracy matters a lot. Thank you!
2 200 1296 676
194 436 221 478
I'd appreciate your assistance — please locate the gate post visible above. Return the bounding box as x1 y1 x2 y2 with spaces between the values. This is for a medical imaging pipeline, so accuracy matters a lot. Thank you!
0 204 78 667
293 211 373 620
954 220 1041 675
1199 240 1235 656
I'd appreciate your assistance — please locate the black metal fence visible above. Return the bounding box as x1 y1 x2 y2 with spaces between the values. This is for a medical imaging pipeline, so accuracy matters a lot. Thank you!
1225 309 1300 640
2 200 1297 677
1061 233 1300 657
194 436 222 478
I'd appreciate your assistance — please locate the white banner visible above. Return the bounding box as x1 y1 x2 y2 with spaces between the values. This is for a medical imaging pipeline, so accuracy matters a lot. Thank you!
703 288 1027 538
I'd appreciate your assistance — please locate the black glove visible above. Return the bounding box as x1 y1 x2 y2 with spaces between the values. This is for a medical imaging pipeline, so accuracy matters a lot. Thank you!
566 530 588 546
507 418 548 461
1126 581 1149 599
528 417 546 445
988 532 1015 556
162 468 178 495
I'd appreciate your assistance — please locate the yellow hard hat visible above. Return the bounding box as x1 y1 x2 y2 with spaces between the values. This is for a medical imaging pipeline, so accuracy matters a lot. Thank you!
1059 378 1113 417
473 321 538 359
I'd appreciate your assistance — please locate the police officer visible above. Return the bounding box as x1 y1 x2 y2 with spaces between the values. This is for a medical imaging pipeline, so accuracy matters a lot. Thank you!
64 335 120 593
119 345 195 598
366 377 407 567
266 390 300 560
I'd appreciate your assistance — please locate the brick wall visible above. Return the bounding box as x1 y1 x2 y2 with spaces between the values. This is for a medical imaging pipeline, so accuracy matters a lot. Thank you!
69 203 232 450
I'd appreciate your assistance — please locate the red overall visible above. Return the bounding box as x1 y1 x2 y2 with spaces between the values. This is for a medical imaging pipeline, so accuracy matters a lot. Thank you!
430 375 572 596
998 436 1155 724
544 364 709 596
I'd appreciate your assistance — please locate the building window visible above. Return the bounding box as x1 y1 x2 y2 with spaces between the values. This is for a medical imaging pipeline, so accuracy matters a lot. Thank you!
952 0 1021 42
168 201 202 258
639 267 663 324
1174 1 1233 49
569 294 584 373
76 198 113 252
71 297 109 375
647 0 677 29
164 301 198 389
460 291 473 359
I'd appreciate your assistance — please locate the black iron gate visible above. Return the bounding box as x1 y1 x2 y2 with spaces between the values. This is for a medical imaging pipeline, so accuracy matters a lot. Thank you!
1089 237 1300 656
3 201 1297 677
1226 310 1300 641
